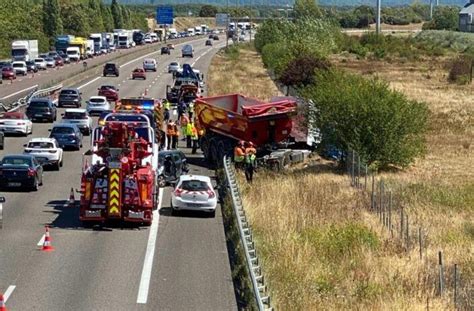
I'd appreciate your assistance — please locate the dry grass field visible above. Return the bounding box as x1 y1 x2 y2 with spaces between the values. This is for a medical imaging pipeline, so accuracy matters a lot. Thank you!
208 44 473 310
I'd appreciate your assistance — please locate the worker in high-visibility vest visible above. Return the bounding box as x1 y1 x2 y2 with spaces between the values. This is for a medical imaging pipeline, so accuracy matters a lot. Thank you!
245 141 257 183
191 124 199 154
234 140 246 169
172 122 179 149
186 121 193 148
166 121 176 150
188 101 195 120
180 114 189 140
163 99 170 111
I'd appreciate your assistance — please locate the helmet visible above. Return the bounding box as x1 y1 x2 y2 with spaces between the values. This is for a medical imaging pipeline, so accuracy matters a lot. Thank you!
248 141 254 147
239 140 245 146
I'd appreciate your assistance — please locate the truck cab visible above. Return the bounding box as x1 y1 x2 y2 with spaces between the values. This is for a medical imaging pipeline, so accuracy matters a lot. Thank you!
66 47 81 62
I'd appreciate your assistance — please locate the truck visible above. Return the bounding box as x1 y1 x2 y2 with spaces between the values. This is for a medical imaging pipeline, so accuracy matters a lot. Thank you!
106 33 115 51
133 31 145 45
194 94 298 167
69 37 88 59
187 28 195 36
55 35 74 54
118 31 133 48
89 33 103 55
86 40 95 58
166 64 200 104
200 24 209 34
80 118 158 226
66 47 81 62
11 40 38 62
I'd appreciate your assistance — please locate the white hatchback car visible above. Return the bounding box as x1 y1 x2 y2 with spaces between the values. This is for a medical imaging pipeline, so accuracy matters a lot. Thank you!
23 138 63 170
171 175 217 217
61 109 93 135
86 96 110 115
34 58 47 70
0 111 32 136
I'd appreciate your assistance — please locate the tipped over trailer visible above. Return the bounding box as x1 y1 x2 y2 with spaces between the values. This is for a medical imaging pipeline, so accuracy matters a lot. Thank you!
195 94 299 168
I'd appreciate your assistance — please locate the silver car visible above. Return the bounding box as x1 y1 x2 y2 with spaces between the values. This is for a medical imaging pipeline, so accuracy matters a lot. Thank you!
168 61 180 73
86 96 111 116
34 58 47 70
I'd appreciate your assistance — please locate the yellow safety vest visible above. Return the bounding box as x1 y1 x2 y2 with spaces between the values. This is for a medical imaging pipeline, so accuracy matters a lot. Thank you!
186 123 193 136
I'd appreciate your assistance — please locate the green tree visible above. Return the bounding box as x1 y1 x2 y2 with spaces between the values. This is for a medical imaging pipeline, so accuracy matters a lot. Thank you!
111 0 123 28
122 6 131 28
60 1 90 36
88 0 105 32
199 5 217 17
43 0 63 45
101 3 114 31
425 6 460 30
301 69 428 169
293 0 322 20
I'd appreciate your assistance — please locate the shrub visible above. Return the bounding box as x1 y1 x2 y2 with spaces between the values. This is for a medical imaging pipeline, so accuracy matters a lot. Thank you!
448 55 473 84
422 6 459 31
301 69 429 169
279 55 330 88
261 42 292 76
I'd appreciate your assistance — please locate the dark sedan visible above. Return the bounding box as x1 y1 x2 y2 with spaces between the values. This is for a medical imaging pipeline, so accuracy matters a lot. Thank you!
25 61 38 73
26 98 57 122
49 123 83 150
58 88 82 108
0 154 43 191
157 150 189 187
161 47 170 55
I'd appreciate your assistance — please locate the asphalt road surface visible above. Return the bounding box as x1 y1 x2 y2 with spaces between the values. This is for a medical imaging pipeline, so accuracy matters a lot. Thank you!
0 35 237 310
0 36 205 105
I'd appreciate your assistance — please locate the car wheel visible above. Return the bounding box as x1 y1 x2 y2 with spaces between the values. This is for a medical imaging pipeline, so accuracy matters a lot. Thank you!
60 159 63 167
208 210 216 218
54 161 60 171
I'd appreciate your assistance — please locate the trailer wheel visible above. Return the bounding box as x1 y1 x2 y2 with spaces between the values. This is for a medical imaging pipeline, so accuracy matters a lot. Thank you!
200 136 210 159
209 141 218 165
217 141 227 166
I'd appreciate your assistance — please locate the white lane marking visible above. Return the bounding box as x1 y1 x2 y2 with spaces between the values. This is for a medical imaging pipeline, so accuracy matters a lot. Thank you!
0 84 38 100
136 187 163 304
4 285 16 302
37 234 45 247
77 77 101 90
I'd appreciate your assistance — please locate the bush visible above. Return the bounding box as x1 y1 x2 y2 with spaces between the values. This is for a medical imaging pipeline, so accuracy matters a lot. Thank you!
416 30 474 53
301 69 429 169
422 6 459 31
279 55 330 88
448 56 473 84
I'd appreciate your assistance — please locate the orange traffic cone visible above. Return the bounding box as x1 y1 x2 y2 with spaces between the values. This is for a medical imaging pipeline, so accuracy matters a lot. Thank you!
0 293 7 311
69 187 75 207
41 226 54 252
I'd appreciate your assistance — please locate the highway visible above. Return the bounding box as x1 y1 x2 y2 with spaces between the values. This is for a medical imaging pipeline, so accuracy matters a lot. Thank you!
0 35 237 310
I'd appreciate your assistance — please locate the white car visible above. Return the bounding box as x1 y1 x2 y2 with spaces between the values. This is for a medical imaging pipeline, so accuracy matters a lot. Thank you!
44 57 56 68
34 58 47 70
12 61 27 76
61 109 93 135
168 61 180 73
23 138 63 170
86 96 111 115
171 175 217 216
144 37 152 44
143 58 157 72
0 111 32 136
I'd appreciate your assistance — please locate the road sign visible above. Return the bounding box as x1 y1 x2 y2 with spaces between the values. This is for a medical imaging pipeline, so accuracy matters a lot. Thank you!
216 13 229 27
156 6 173 25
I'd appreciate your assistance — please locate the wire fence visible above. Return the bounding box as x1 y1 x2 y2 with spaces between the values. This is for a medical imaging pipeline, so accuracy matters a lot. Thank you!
346 150 472 310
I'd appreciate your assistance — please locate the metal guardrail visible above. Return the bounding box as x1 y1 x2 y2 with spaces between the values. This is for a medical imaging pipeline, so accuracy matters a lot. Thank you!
1 84 62 114
222 155 271 311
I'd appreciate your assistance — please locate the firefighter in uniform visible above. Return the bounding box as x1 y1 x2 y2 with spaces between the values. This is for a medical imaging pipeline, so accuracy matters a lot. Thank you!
234 140 246 169
244 142 257 183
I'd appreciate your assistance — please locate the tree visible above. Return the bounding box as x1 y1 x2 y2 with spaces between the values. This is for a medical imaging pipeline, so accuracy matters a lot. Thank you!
111 0 123 29
279 55 330 88
199 5 217 17
101 3 114 32
427 6 459 30
293 0 322 20
43 0 63 45
88 0 105 32
61 1 90 36
301 69 428 169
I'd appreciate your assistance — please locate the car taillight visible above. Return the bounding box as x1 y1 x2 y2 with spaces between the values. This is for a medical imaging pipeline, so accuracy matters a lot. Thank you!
174 188 183 197
27 168 35 177
207 189 216 199
17 122 25 125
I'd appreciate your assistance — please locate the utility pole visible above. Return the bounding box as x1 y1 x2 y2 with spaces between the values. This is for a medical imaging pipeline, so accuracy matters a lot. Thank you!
376 0 381 35
430 0 433 19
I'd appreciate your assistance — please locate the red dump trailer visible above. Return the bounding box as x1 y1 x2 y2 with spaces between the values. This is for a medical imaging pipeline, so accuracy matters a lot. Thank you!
195 94 297 165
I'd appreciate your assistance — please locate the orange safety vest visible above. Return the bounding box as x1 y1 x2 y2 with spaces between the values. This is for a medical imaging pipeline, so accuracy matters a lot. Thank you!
172 124 180 137
166 124 175 136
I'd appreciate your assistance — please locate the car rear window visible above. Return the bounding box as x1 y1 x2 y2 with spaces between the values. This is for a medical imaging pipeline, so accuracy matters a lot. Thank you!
89 98 105 103
100 85 115 90
105 64 116 69
3 113 23 119
13 63 24 68
1 157 31 166
60 90 78 95
170 62 178 66
64 112 87 119
28 142 54 149
29 101 50 108
35 59 44 62
51 127 74 134
180 180 209 192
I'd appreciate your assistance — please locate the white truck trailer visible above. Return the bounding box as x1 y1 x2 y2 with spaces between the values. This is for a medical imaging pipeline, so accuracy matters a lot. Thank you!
11 40 39 62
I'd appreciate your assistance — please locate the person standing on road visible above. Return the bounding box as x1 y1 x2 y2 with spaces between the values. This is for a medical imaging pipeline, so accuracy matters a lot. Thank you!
188 101 194 120
166 120 177 150
244 142 257 183
186 121 193 148
234 141 246 169
172 122 179 149
191 123 199 154
180 113 189 141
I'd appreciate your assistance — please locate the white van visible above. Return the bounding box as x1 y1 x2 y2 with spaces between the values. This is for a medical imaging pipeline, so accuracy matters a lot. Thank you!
143 58 157 72
66 47 81 62
187 28 195 36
